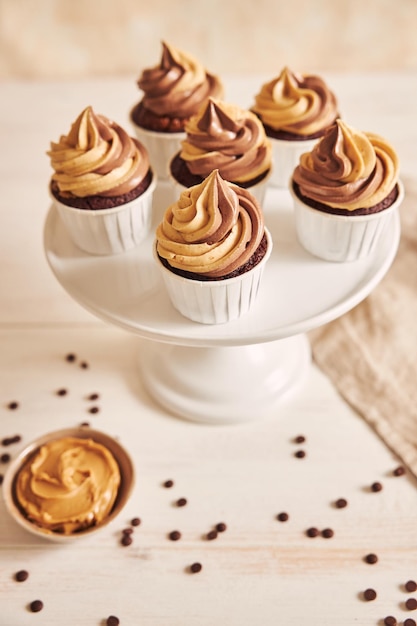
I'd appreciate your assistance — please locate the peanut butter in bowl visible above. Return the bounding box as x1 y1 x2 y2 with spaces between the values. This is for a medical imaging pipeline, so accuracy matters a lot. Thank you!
3 428 134 541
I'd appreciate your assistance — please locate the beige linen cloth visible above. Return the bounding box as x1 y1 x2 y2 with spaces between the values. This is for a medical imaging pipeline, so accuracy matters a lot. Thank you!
309 177 417 476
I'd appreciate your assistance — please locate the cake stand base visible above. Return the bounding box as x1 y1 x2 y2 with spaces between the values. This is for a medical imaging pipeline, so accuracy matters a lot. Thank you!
138 334 311 424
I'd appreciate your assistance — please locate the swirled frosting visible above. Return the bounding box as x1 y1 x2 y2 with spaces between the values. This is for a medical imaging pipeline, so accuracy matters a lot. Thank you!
15 437 121 534
292 119 399 210
179 98 272 183
48 106 150 198
137 41 223 119
156 169 265 278
252 67 338 136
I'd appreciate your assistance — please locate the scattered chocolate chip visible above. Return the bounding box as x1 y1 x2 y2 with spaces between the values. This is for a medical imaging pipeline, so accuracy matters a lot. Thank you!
335 498 348 509
106 617 120 626
7 401 19 410
294 450 306 459
363 588 377 601
163 479 174 488
406 581 417 592
277 512 289 522
88 393 99 401
404 619 417 626
176 498 187 507
131 517 141 527
2 435 21 446
294 435 306 444
215 522 227 533
0 474 3 485
122 528 133 535
321 528 334 538
190 562 202 573
120 534 133 546
29 600 43 613
306 527 320 538
371 481 383 492
66 353 76 362
364 553 378 564
88 406 100 414
15 570 29 582
80 361 89 369
393 465 406 476
56 388 67 396
80 422 90 427
1 453 11 464
406 598 417 610
169 530 181 541
384 617 397 626
206 530 218 540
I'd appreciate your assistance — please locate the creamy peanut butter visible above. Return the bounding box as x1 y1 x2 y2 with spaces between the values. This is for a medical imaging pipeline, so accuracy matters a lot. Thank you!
48 106 150 198
15 437 121 534
252 67 338 136
137 41 223 119
292 119 399 210
179 98 272 183
156 169 265 277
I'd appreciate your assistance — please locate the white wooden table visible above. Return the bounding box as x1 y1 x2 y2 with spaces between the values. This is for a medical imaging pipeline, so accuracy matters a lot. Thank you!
1 73 417 626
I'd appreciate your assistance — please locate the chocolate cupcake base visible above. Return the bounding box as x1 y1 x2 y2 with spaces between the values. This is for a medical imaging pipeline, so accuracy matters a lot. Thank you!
170 154 270 190
130 102 188 133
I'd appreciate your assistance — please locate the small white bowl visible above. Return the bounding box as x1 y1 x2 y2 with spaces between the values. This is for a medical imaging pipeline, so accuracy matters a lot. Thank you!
2 427 134 542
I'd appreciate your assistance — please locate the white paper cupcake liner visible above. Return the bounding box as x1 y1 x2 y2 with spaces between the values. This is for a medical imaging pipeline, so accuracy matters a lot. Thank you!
269 136 319 189
53 174 156 256
290 180 404 262
131 123 186 180
155 229 273 324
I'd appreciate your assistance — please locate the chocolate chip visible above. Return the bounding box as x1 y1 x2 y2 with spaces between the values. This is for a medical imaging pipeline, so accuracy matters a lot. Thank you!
0 474 3 485
306 527 319 538
384 617 397 626
404 619 417 626
120 534 133 546
0 453 11 464
29 600 43 613
56 388 67 396
406 581 417 592
277 512 289 522
7 401 19 410
294 450 306 458
163 479 174 488
294 435 306 444
88 406 100 414
80 422 90 427
80 361 89 369
364 553 378 564
335 498 348 509
321 528 334 538
122 528 133 535
393 465 406 476
215 522 227 533
15 570 29 582
66 353 76 362
106 617 120 626
88 393 99 401
363 588 377 601
2 435 21 446
169 530 181 541
131 517 141 527
371 481 383 492
176 498 187 507
406 598 417 610
190 562 202 573
206 530 218 540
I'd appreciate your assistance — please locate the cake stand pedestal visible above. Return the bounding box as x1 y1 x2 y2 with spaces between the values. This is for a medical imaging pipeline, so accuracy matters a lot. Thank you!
44 186 400 424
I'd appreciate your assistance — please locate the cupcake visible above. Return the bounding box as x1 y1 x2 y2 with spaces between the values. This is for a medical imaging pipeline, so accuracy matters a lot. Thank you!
252 67 339 188
130 41 224 180
48 106 156 255
290 119 403 262
155 169 272 324
170 98 272 207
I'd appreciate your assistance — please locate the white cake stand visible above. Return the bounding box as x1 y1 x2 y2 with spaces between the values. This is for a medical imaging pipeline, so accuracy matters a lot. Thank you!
44 184 400 424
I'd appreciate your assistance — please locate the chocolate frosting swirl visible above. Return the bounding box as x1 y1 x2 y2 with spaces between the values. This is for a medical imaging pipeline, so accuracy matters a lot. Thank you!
48 106 150 198
252 67 338 136
179 98 272 183
137 42 223 118
292 119 399 210
156 169 264 278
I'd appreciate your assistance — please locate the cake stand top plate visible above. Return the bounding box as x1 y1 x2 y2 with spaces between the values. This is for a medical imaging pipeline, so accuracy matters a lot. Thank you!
44 189 400 348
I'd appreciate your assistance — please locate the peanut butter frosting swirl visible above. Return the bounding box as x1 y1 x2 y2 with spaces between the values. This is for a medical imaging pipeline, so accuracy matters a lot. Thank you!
137 41 223 118
15 437 121 534
48 106 149 198
292 119 399 210
252 67 338 136
156 169 264 278
179 98 272 183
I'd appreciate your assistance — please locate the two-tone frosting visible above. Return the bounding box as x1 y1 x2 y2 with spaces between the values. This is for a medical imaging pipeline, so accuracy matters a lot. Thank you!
137 42 223 120
48 106 150 198
292 119 399 211
15 437 121 534
156 169 265 278
252 67 338 136
179 98 272 183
